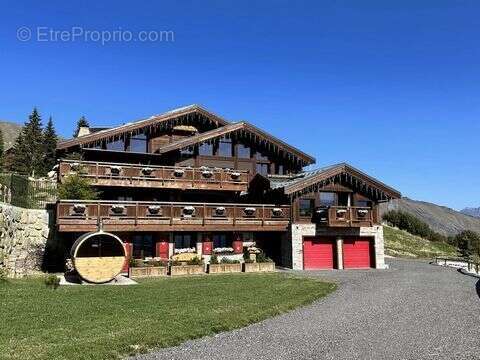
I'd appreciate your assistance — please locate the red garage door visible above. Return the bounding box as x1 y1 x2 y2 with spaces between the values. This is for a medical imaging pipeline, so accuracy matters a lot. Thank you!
303 237 335 270
343 238 373 269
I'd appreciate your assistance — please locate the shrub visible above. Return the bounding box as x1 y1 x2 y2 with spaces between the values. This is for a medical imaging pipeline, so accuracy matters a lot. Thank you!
44 274 60 289
454 230 480 259
382 210 448 243
209 254 219 264
256 252 273 263
57 173 99 200
244 258 254 264
220 258 240 264
186 257 203 266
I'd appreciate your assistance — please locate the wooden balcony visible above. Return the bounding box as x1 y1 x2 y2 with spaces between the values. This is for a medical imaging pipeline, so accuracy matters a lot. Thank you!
58 160 250 192
56 200 290 233
313 206 378 227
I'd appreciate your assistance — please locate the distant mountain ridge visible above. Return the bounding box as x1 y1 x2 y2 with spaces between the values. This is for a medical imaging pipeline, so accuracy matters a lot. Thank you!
379 197 480 236
460 207 480 218
0 121 22 150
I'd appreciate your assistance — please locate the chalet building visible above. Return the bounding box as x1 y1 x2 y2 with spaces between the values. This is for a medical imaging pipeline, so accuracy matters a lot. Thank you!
55 105 400 272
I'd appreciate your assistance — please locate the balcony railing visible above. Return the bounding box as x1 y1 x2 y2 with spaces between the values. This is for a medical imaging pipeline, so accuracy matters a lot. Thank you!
56 200 290 232
58 160 250 191
313 206 377 227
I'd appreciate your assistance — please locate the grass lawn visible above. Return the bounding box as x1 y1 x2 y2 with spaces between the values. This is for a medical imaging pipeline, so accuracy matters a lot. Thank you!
384 225 458 259
0 273 335 360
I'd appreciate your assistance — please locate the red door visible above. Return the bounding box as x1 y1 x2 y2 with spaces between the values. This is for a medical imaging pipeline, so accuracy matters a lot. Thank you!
303 237 335 270
343 238 373 269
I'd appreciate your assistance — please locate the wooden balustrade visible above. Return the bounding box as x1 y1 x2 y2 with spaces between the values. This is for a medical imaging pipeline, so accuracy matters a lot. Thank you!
56 200 290 232
313 206 376 227
58 160 250 191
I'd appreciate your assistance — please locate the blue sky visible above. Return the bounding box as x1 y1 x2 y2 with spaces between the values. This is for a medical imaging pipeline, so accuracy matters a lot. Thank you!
0 1 479 210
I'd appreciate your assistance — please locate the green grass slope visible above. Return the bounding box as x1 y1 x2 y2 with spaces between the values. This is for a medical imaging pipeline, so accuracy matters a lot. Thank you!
384 225 458 259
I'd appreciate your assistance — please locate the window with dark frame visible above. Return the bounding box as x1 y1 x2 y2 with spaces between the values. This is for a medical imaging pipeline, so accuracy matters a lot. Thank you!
128 133 147 153
319 192 336 207
276 164 284 175
199 142 213 156
299 199 314 217
213 233 232 248
356 200 372 208
174 233 195 249
256 163 269 176
236 143 251 158
132 234 154 258
254 151 269 161
106 139 125 151
217 136 233 157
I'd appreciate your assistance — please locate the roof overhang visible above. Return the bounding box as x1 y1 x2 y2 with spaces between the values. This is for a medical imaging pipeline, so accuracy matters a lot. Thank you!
57 105 229 150
158 121 316 166
282 163 401 200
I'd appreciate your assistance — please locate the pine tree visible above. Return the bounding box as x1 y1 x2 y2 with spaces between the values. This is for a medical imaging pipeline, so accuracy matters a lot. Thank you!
0 126 4 171
43 117 58 175
73 116 89 137
12 108 44 176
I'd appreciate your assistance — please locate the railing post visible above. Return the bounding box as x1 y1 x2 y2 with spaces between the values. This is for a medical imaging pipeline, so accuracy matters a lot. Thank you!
135 202 138 226
203 204 206 226
262 205 265 227
170 203 173 226
233 205 236 226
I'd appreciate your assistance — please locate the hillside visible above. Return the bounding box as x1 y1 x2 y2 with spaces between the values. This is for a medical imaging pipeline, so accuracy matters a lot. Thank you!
0 121 22 150
379 197 480 236
384 225 457 258
460 207 480 218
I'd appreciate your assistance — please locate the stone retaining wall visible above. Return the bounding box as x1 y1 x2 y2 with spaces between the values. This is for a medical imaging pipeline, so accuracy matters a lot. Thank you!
0 203 53 277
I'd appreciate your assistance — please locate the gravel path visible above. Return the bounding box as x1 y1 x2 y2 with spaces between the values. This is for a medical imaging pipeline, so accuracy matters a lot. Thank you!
133 259 480 360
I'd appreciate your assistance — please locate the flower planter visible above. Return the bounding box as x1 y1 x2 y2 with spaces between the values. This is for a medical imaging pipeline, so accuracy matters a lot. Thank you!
170 264 205 276
129 266 168 278
243 262 275 273
209 263 242 274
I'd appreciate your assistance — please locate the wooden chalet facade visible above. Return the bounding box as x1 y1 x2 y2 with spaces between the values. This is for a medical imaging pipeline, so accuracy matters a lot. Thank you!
55 105 400 272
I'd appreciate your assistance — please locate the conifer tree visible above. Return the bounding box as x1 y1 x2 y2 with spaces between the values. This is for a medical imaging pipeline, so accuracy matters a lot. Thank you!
73 116 89 137
43 117 58 174
12 108 44 176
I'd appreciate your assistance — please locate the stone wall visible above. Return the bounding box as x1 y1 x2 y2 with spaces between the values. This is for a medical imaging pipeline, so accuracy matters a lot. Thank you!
0 203 53 277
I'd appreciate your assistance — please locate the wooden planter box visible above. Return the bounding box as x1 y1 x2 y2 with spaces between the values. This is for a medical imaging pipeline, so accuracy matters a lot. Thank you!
243 262 275 273
170 264 205 276
209 263 242 274
129 266 168 278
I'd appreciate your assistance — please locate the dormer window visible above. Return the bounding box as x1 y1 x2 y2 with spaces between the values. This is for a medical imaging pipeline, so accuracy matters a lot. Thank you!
199 142 213 156
237 143 251 159
128 133 147 153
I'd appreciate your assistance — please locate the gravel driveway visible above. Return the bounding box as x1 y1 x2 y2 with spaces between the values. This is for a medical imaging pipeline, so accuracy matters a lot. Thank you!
133 259 480 360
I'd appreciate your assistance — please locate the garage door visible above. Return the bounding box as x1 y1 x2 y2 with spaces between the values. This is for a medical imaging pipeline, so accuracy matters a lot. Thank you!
343 238 373 269
303 237 335 270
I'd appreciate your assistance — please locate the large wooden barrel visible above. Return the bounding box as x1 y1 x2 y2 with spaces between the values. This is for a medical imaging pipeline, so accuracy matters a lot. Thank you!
71 232 126 284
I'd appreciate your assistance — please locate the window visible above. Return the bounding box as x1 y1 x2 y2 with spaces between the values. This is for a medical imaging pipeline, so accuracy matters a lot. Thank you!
256 163 269 176
217 137 232 157
213 233 232 248
236 143 251 159
319 192 336 207
106 139 125 151
128 133 147 153
117 196 133 201
180 147 194 156
276 164 284 175
174 233 195 249
299 199 314 217
132 234 154 258
356 200 372 208
254 151 269 161
199 142 213 156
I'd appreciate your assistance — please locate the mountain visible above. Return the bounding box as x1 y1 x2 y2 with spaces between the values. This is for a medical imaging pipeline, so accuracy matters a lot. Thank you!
0 121 22 150
379 197 480 236
460 207 480 218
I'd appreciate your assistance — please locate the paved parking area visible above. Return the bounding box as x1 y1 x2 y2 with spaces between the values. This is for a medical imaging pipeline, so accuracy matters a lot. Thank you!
134 259 480 360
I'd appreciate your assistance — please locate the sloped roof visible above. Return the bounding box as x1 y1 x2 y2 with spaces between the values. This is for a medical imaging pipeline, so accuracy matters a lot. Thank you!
57 104 229 150
157 121 315 165
268 163 401 200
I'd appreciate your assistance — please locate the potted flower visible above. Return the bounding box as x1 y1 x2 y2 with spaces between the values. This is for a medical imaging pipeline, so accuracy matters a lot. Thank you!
173 168 185 178
170 256 205 276
214 206 226 217
72 203 86 215
129 258 168 278
209 256 242 274
357 209 369 217
110 165 122 176
271 208 283 217
182 206 196 217
147 205 162 216
213 247 234 254
201 169 213 179
243 207 256 217
110 204 125 215
230 171 241 181
141 167 154 176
